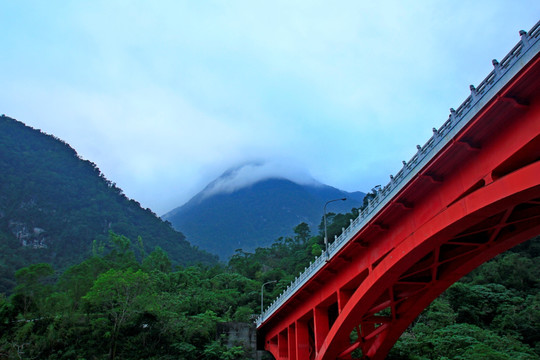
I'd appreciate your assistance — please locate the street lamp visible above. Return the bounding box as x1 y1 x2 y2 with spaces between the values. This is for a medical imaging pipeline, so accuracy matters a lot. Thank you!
324 198 347 259
261 280 277 315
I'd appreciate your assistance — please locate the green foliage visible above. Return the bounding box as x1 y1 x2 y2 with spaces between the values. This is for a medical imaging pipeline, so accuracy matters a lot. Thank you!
84 268 152 359
311 243 323 257
56 255 108 310
293 222 311 244
390 236 540 360
391 322 538 360
0 229 538 359
0 232 260 359
468 252 539 293
142 246 172 273
0 116 217 294
0 135 538 360
204 336 247 360
12 263 54 317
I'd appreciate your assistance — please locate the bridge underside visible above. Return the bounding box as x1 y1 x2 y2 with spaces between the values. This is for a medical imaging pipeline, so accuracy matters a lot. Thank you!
321 162 540 360
259 44 540 360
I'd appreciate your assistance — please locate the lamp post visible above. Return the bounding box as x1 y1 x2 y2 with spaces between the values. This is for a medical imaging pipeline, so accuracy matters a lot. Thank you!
261 280 277 315
324 198 347 259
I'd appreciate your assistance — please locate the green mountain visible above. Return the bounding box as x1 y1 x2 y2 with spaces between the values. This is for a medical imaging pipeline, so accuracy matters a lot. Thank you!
0 115 217 292
163 166 365 259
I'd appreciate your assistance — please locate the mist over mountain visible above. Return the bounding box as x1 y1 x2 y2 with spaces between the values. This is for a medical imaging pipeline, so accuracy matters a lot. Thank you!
163 165 365 259
198 161 320 198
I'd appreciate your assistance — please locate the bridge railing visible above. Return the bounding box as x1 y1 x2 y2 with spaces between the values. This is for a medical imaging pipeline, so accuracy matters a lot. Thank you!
256 20 540 328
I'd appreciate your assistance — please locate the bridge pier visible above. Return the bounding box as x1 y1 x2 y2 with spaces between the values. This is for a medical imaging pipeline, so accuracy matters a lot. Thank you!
314 305 329 353
296 320 310 359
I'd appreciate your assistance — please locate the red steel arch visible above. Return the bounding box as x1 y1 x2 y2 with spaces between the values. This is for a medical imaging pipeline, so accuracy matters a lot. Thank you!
258 24 540 360
320 162 540 359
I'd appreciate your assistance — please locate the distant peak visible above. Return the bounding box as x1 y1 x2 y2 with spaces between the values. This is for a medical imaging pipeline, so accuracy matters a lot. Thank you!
201 161 320 197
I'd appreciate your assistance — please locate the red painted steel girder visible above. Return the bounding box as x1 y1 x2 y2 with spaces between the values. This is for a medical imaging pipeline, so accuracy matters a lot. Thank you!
259 30 540 360
320 160 540 360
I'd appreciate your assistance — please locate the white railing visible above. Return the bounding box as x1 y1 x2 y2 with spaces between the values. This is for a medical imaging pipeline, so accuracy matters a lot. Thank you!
256 20 540 328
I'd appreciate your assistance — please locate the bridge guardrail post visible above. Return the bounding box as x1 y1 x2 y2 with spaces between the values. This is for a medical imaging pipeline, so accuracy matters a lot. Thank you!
520 30 530 49
492 59 501 77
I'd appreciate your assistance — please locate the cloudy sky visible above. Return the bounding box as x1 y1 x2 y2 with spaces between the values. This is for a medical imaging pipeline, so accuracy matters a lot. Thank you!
1 1 538 215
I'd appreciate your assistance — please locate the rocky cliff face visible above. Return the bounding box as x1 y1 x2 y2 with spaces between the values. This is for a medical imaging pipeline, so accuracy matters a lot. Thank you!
8 219 48 249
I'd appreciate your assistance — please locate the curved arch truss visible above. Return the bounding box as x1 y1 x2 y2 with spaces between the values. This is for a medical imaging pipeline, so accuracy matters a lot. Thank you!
321 163 540 360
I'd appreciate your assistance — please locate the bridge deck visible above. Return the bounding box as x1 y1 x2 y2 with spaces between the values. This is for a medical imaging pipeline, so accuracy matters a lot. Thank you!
256 20 540 330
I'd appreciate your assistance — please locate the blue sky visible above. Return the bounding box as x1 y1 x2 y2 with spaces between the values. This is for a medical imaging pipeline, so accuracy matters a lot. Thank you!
1 1 539 215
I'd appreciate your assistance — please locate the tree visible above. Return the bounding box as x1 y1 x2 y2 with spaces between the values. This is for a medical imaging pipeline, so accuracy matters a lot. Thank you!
104 232 138 269
142 246 172 273
57 256 108 311
311 243 323 257
293 222 311 244
229 250 261 279
83 268 152 360
12 263 54 317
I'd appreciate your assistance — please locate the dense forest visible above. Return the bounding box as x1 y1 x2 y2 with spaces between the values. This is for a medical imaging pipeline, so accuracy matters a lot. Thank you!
0 115 217 293
1 115 539 359
1 209 538 359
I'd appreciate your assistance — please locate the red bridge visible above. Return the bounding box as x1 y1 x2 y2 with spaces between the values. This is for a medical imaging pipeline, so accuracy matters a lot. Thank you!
256 21 540 360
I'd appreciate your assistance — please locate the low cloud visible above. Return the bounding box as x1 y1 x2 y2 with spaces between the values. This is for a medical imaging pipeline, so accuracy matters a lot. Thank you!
2 1 538 215
201 160 320 198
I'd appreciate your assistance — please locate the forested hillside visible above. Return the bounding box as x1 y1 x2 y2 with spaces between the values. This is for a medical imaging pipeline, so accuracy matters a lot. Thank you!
1 115 538 359
0 115 217 293
1 203 538 359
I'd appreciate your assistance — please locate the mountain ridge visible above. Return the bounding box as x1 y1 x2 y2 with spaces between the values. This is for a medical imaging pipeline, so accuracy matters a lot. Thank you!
163 170 365 259
0 115 217 292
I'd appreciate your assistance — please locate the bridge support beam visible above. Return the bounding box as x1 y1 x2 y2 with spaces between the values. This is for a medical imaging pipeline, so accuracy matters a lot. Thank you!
314 306 329 353
295 320 310 360
338 289 353 313
287 324 296 360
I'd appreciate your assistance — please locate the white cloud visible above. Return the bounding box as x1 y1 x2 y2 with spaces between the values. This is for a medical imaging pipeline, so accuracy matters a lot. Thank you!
1 0 539 214
201 160 319 198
